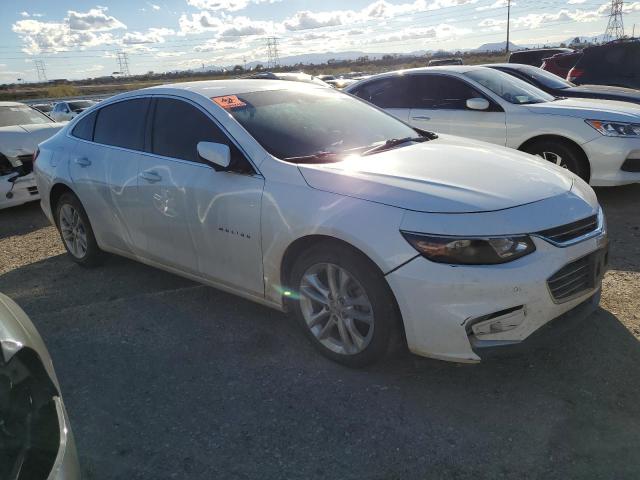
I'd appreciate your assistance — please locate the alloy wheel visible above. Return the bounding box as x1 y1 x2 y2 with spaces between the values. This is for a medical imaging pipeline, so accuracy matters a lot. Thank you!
59 204 88 259
299 263 374 355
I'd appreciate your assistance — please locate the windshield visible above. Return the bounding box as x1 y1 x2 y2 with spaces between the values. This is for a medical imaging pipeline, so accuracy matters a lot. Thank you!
225 88 420 161
465 68 555 105
0 105 53 127
68 100 95 111
516 65 574 89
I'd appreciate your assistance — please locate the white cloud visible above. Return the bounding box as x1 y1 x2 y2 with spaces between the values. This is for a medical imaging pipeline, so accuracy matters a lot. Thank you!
68 7 126 31
149 2 161 10
476 0 512 11
122 27 175 44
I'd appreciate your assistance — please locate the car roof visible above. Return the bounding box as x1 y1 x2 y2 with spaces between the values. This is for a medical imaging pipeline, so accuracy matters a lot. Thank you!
142 79 324 97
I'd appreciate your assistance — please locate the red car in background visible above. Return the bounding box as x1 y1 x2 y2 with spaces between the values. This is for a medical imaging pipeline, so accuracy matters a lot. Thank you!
541 51 582 79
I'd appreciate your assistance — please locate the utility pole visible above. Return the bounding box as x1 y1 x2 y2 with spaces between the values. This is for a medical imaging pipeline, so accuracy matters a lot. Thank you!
265 37 280 69
35 59 47 82
505 0 511 53
116 51 131 77
603 0 625 42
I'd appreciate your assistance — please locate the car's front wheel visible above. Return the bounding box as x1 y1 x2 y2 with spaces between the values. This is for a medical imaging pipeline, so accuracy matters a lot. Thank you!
289 243 401 367
523 139 589 181
55 192 103 267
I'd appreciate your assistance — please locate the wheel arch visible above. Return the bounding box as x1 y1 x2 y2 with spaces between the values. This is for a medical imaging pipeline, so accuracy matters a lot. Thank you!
49 183 78 223
517 134 591 181
278 234 406 339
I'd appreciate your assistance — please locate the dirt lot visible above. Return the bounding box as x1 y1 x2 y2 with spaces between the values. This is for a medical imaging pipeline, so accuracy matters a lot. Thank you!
1 186 639 479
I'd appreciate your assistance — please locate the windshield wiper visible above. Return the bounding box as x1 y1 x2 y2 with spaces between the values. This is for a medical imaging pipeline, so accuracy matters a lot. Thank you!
361 136 429 156
283 151 343 164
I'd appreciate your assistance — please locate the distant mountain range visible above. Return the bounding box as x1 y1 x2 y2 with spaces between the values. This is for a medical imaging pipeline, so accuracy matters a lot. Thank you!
187 36 606 73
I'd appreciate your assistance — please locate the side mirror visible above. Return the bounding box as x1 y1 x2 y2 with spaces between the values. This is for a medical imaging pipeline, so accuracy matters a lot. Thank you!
197 142 231 170
466 98 490 111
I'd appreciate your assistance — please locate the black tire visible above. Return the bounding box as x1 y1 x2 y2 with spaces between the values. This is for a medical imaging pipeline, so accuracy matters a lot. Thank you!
288 242 401 367
523 139 589 182
54 192 103 267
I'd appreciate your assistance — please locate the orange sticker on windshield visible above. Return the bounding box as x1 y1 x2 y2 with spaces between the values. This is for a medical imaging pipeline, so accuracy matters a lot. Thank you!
212 95 246 110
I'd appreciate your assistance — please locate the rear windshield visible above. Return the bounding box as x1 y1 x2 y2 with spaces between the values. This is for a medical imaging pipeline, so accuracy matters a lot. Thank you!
515 65 573 89
68 101 95 111
0 105 53 127
223 88 418 161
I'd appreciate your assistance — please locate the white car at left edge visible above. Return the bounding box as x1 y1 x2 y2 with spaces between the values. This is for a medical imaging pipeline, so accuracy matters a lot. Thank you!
0 102 63 209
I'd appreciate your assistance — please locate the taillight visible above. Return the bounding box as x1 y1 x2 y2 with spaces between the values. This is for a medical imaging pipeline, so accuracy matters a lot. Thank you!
567 67 584 81
33 147 40 164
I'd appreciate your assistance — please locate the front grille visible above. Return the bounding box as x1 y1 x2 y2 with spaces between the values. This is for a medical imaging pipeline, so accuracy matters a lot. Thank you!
537 215 598 244
547 250 607 302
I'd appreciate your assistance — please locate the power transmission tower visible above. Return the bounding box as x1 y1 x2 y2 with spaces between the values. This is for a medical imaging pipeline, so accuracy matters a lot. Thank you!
265 37 280 69
35 60 47 82
505 0 511 53
603 0 625 42
116 51 131 77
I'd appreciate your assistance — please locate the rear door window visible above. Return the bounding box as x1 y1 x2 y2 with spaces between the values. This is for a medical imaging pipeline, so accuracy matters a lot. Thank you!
71 111 97 141
352 77 411 108
93 98 150 151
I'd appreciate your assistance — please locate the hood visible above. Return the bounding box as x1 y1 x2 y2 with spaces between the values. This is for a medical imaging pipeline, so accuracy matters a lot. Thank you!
526 97 640 122
297 135 574 214
567 84 640 101
0 123 63 158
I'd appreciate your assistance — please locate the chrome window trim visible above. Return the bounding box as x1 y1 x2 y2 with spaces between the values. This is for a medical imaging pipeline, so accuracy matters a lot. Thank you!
66 93 262 176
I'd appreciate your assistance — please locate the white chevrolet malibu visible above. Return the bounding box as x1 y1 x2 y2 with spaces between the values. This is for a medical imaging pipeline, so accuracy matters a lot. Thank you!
34 80 608 366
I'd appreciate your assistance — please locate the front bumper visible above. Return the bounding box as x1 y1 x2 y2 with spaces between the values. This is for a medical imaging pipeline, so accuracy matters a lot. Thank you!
583 135 640 186
0 173 40 210
386 231 607 363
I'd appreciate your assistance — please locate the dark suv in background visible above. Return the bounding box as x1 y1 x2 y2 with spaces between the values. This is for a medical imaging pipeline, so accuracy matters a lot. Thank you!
508 48 574 67
568 39 640 89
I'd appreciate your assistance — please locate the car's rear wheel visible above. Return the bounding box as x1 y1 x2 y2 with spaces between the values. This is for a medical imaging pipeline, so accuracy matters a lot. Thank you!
523 139 589 181
55 193 103 267
289 243 401 367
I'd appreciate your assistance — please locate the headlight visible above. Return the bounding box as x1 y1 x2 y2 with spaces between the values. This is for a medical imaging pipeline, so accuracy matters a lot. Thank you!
586 119 640 137
401 232 536 265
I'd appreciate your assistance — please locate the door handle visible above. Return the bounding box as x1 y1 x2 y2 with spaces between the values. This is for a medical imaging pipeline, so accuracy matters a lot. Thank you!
412 115 431 121
139 171 162 183
74 157 91 167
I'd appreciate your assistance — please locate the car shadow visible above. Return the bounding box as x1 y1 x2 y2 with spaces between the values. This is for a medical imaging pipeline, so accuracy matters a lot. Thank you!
0 201 50 241
596 184 640 273
1 253 639 479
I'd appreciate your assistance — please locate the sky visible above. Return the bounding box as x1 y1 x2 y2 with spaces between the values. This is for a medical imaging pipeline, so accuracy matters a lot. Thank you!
1 0 639 83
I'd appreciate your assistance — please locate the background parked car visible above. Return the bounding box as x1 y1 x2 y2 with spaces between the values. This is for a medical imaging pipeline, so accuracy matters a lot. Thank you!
243 71 330 87
345 66 640 186
508 48 574 67
541 51 582 78
487 63 640 105
31 103 54 115
50 99 97 122
568 39 640 89
0 292 80 479
428 57 463 66
0 102 63 209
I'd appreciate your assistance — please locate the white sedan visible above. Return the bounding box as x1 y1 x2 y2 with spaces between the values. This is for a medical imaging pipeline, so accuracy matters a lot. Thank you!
49 100 96 122
35 80 607 366
0 102 63 209
345 66 640 186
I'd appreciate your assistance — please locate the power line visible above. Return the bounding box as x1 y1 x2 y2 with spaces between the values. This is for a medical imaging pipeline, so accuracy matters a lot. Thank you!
603 0 625 42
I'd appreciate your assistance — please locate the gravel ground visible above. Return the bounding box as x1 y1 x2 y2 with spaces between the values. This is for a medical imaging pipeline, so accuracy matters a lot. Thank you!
1 187 639 480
